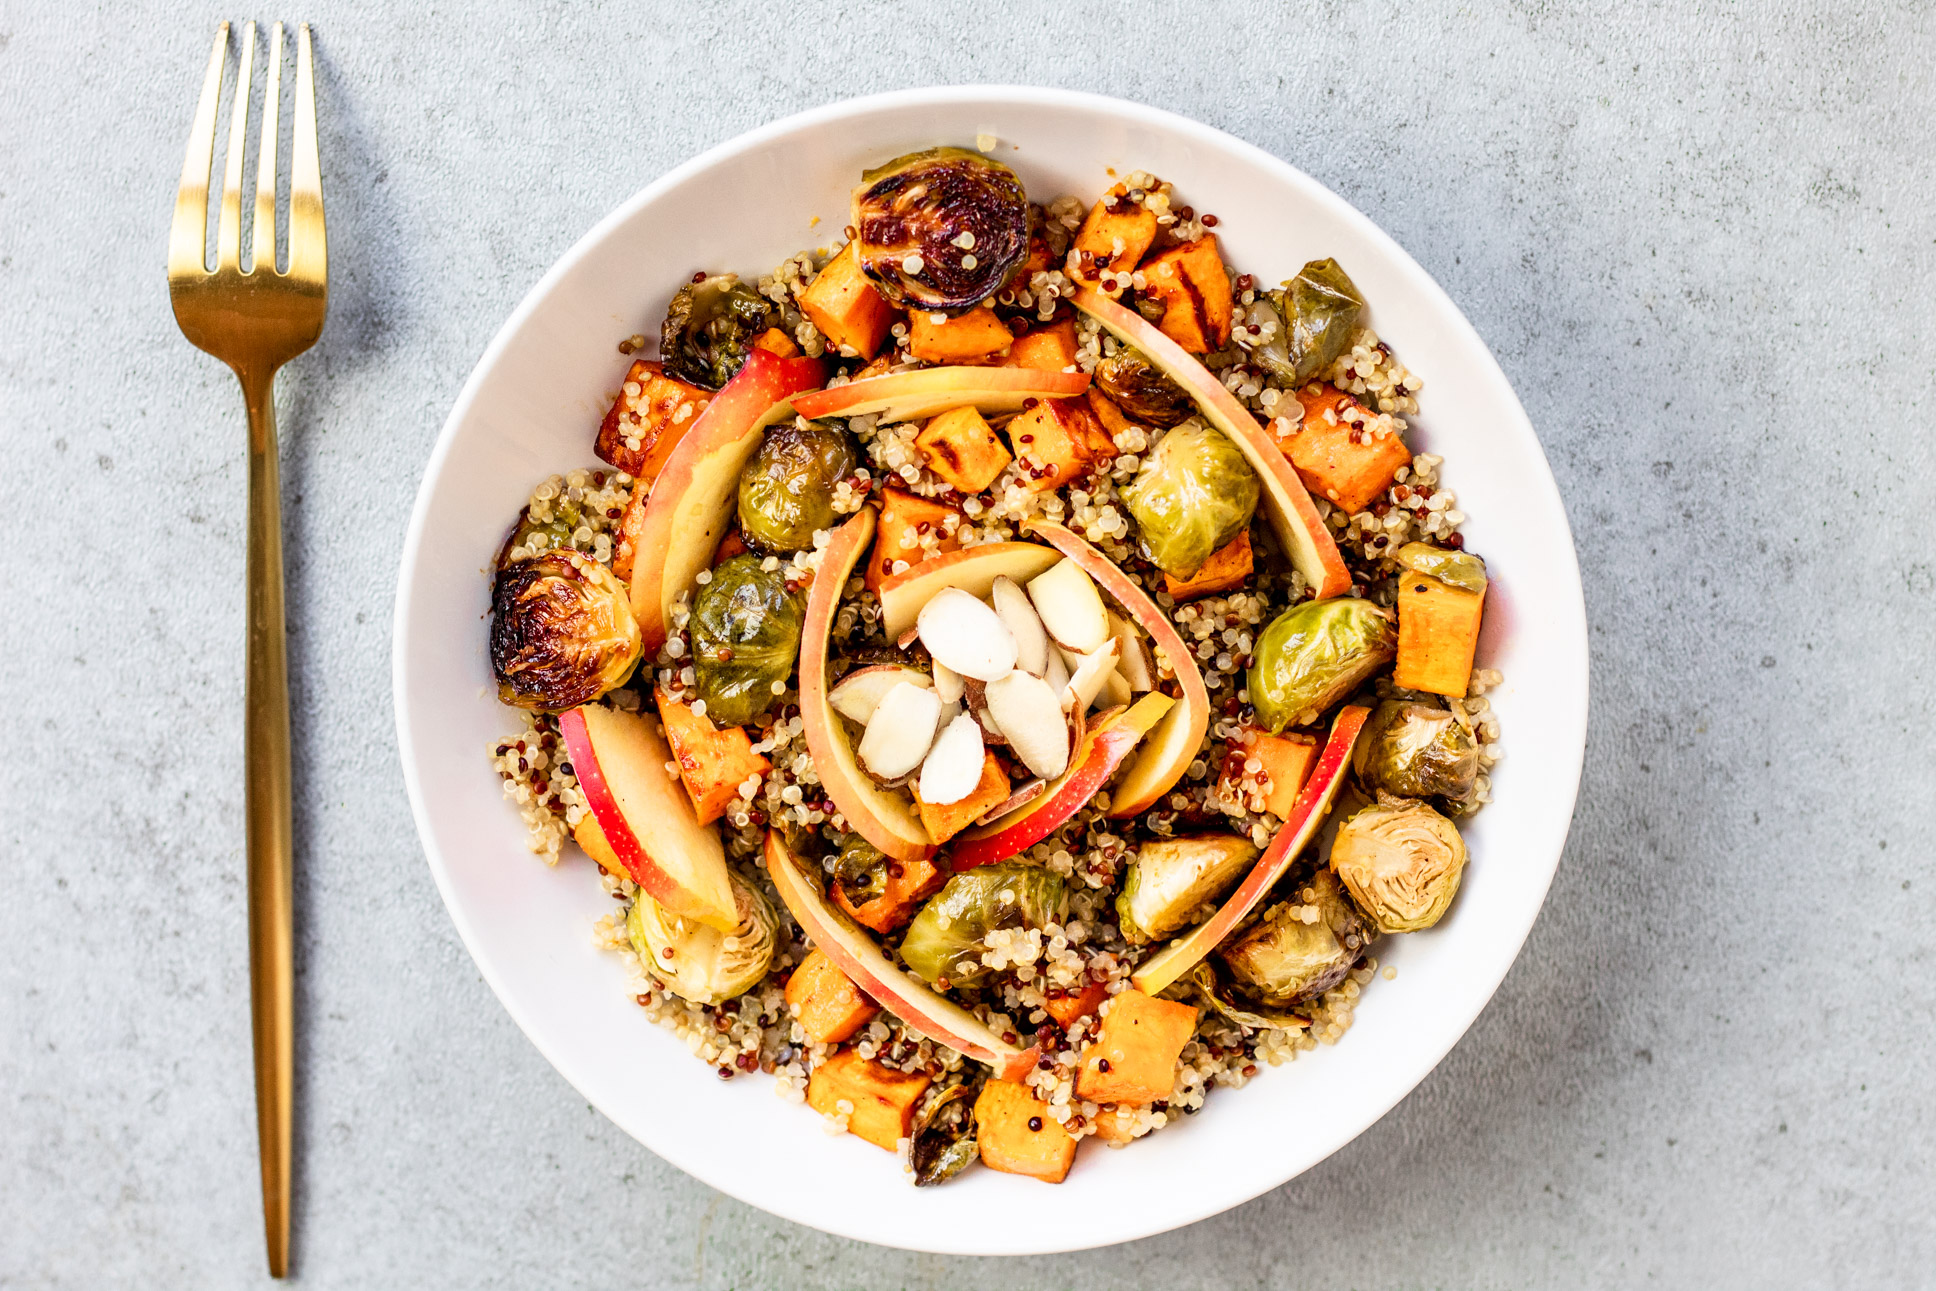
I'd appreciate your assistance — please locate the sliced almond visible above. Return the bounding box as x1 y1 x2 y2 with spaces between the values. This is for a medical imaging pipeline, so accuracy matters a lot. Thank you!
982 670 1070 780
896 625 921 650
1026 559 1109 653
1062 639 1121 713
1098 665 1133 711
918 714 987 805
1109 611 1156 692
974 777 1047 825
990 576 1051 677
1043 640 1071 694
932 658 966 704
856 682 942 780
917 587 1019 681
962 679 1006 745
829 664 933 724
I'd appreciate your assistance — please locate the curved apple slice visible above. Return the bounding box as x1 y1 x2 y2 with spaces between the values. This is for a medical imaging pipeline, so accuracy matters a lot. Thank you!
1129 704 1369 996
558 704 738 932
763 831 1039 1080
1024 522 1210 819
798 510 935 863
1071 287 1351 600
949 692 1174 870
792 365 1089 424
877 542 1062 642
626 348 826 650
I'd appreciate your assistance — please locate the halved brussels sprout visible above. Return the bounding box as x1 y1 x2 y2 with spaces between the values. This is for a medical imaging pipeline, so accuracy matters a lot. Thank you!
1217 868 1371 1006
1171 961 1311 1031
1121 419 1260 578
689 554 807 727
737 420 858 554
1393 542 1488 595
626 870 777 1005
1268 258 1366 387
1094 350 1195 428
851 147 1030 315
1354 700 1479 800
831 833 891 909
910 1082 980 1187
489 550 642 712
661 274 777 390
1247 597 1396 734
1116 834 1260 945
1329 795 1467 933
898 863 1067 986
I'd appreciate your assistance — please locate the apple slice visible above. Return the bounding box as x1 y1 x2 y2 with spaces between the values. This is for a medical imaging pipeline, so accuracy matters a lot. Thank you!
558 704 738 931
799 510 935 863
763 831 1039 1079
626 348 826 650
1129 705 1370 996
1026 558 1110 653
878 542 1062 642
991 575 1051 677
1071 287 1351 600
1024 521 1211 818
828 664 932 724
791 365 1089 424
949 692 1175 870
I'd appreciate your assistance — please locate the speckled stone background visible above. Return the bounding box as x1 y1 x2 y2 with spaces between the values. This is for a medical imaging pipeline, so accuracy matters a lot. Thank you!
3 1 1932 1286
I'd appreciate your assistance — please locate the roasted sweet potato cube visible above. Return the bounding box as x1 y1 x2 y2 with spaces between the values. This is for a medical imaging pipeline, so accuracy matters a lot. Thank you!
785 948 879 1046
1000 316 1078 373
1394 573 1485 697
833 853 946 934
1162 529 1254 600
906 303 1014 364
1275 383 1412 514
1085 388 1141 439
712 527 748 567
1220 728 1320 819
1070 186 1158 290
911 751 1010 845
594 359 712 479
1006 397 1116 493
853 353 898 381
1075 990 1198 1106
975 1080 1077 1183
752 327 801 358
1044 978 1108 1029
864 487 963 593
1091 1103 1141 1147
915 406 1012 493
799 242 899 360
1139 236 1233 353
808 1050 931 1152
653 687 770 826
571 813 630 880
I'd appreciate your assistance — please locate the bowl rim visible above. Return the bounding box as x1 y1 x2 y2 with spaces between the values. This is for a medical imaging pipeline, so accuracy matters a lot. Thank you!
393 83 1588 1252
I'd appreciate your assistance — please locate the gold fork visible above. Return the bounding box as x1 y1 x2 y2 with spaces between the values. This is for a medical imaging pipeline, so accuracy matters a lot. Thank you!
167 21 326 1279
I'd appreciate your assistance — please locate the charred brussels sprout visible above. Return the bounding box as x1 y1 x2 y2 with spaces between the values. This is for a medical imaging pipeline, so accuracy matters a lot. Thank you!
831 833 891 908
1354 700 1479 800
1268 258 1366 387
688 554 807 727
1117 835 1260 945
1217 868 1372 1007
660 274 776 390
1172 961 1312 1031
899 863 1067 986
1247 597 1396 733
489 550 642 712
736 420 858 554
1094 350 1195 428
626 871 777 1005
910 1082 980 1187
851 147 1030 314
1329 795 1467 933
1394 541 1488 595
1121 420 1260 578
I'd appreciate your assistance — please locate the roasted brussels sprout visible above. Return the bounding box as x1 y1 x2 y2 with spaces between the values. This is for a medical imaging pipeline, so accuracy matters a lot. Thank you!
1393 542 1488 595
1267 258 1366 387
489 550 643 712
1329 795 1467 933
626 871 777 1005
1116 834 1260 945
1094 350 1195 428
660 273 776 390
1247 597 1397 734
1354 700 1479 800
851 147 1030 314
899 863 1067 986
910 1082 980 1186
831 833 891 908
1172 961 1312 1031
1218 868 1372 1006
1121 420 1260 578
736 420 858 554
688 554 807 727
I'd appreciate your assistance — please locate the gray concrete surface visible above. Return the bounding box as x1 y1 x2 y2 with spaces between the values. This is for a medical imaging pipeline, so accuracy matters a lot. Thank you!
3 1 1932 1286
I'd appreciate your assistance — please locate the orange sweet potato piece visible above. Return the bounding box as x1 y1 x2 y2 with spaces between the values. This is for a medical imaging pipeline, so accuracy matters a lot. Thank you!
1139 236 1233 353
1085 388 1141 438
1219 727 1320 819
833 853 946 934
911 752 1010 845
1162 529 1254 600
1394 574 1485 697
1091 1103 1141 1146
594 359 712 479
915 405 1013 494
712 527 748 567
906 303 1014 364
808 1050 931 1152
752 326 800 358
864 487 963 593
653 687 770 826
1006 397 1116 493
1075 989 1198 1106
800 242 899 360
571 813 630 880
1070 186 1158 289
1044 978 1108 1029
1000 316 1078 373
975 1080 1077 1183
785 948 879 1046
1275 383 1412 514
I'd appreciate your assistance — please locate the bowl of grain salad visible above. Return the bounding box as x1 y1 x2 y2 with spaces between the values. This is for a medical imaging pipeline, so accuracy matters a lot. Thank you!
394 87 1587 1253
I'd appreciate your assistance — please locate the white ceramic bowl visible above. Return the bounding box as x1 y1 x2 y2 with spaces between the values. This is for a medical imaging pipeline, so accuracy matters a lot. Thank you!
394 87 1587 1254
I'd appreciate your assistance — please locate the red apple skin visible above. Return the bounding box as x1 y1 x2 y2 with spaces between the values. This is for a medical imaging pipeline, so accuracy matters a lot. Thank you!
1071 287 1351 600
763 832 1039 1080
627 349 825 650
791 365 1089 422
1130 704 1370 996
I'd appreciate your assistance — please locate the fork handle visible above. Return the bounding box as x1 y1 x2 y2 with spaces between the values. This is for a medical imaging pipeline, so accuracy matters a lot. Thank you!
240 363 295 1279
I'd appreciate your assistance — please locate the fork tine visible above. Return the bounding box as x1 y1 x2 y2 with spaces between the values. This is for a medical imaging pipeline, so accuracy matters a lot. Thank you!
168 25 229 279
216 21 257 273
252 22 285 274
287 24 327 285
